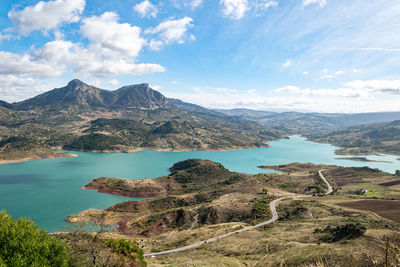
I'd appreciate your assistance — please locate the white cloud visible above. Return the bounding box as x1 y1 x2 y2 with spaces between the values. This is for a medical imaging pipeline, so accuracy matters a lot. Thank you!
171 81 178 85
148 40 164 51
172 0 204 9
303 0 327 8
80 12 146 58
107 79 120 86
0 51 61 77
274 85 364 98
220 0 249 20
331 47 400 52
1 12 166 79
133 0 158 18
334 70 345 75
0 75 42 102
34 39 165 77
254 0 278 13
282 59 293 68
303 71 309 75
8 0 85 35
163 80 400 113
344 79 400 94
190 0 204 9
275 79 400 98
320 69 345 81
0 33 13 42
151 84 163 91
320 74 334 81
145 17 194 50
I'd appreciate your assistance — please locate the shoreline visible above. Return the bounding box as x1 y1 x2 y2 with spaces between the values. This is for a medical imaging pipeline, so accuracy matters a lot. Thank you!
0 152 77 165
306 137 400 157
61 144 270 154
334 157 393 164
0 143 270 165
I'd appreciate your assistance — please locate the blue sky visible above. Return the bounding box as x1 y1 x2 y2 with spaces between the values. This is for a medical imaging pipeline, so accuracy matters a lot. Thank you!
0 0 399 112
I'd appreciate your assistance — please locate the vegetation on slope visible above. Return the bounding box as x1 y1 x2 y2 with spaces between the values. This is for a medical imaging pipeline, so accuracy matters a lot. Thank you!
218 109 400 135
70 159 283 237
309 120 400 155
0 80 284 158
0 136 73 161
63 117 277 152
0 210 147 267
0 210 69 266
137 163 400 266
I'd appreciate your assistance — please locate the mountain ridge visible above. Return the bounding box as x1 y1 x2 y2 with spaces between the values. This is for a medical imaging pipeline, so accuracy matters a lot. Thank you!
0 80 284 161
12 79 171 110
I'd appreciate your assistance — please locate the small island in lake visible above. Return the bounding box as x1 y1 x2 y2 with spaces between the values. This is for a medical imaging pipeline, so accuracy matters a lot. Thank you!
334 156 392 163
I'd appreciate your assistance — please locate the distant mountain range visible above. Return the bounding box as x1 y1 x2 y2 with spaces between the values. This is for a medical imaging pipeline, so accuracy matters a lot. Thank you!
2 80 400 160
0 80 283 160
12 79 171 110
218 108 400 135
309 120 400 155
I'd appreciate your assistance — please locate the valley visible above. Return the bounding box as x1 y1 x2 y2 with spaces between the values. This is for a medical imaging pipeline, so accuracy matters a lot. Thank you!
0 80 283 162
1 80 400 266
64 160 400 266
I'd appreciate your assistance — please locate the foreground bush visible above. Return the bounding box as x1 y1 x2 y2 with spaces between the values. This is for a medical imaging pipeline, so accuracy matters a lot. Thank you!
0 210 69 267
315 223 366 242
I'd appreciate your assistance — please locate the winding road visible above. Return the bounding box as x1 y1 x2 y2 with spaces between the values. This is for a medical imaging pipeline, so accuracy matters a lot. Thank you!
144 170 333 258
318 169 333 195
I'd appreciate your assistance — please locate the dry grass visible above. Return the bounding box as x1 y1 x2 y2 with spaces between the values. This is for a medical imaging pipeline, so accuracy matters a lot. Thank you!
144 198 400 266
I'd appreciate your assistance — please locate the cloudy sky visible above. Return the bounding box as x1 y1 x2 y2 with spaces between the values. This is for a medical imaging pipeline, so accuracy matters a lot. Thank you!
0 0 399 113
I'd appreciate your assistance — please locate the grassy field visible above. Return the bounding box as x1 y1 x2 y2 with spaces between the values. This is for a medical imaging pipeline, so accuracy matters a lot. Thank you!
65 161 400 266
145 198 399 266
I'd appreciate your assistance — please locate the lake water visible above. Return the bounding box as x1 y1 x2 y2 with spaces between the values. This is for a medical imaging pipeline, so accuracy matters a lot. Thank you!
1 136 399 232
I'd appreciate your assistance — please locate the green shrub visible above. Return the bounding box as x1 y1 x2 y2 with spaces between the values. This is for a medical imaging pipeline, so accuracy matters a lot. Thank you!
104 238 147 267
315 223 366 243
252 199 271 219
64 133 124 151
0 210 69 267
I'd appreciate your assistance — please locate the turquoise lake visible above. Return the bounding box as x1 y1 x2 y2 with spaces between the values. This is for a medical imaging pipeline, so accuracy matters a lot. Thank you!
1 136 399 232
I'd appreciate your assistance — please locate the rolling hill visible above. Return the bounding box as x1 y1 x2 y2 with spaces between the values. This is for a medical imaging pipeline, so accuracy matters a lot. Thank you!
309 120 400 155
0 80 284 160
218 108 400 135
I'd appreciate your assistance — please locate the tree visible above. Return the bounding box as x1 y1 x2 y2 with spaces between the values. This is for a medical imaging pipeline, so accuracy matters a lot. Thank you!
63 213 147 267
262 188 269 196
395 170 400 176
0 210 69 267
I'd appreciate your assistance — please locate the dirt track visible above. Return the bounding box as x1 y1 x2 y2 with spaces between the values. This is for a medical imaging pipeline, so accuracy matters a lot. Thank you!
379 179 400 186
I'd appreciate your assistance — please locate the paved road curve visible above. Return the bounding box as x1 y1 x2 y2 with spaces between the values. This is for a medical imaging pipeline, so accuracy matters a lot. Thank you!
144 197 286 257
318 169 333 195
144 169 333 258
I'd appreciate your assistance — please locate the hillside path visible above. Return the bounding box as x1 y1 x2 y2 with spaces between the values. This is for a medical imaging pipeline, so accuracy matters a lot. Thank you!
144 197 285 257
318 169 333 195
144 169 333 258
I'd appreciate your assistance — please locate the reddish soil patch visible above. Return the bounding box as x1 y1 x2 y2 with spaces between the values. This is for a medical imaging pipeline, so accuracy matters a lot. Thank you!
117 218 132 235
82 185 160 197
379 180 400 187
338 200 400 223
328 168 361 186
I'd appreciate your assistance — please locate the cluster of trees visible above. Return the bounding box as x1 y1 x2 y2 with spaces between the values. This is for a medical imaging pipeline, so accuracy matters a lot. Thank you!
64 133 124 151
0 210 146 267
0 210 69 266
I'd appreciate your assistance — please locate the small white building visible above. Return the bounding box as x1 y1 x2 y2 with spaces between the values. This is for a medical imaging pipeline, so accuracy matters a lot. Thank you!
360 189 368 194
